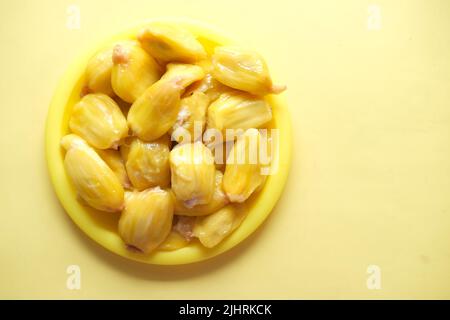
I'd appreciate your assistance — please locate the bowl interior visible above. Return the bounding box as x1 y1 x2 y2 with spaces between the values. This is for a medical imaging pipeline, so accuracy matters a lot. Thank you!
45 18 292 265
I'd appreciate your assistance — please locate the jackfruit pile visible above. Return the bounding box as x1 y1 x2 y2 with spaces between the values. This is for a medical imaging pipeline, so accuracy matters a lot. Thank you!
61 22 286 254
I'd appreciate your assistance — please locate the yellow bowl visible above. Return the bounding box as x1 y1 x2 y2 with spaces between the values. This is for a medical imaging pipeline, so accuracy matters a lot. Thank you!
45 18 292 265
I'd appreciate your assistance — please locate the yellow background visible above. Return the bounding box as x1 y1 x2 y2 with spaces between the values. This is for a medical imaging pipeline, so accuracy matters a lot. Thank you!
1 0 449 299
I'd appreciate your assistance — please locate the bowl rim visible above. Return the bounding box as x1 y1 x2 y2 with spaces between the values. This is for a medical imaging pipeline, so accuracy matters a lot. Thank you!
45 17 292 265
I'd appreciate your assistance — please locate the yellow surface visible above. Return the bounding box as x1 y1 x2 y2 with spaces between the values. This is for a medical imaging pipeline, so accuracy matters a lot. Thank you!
45 18 292 265
1 0 450 299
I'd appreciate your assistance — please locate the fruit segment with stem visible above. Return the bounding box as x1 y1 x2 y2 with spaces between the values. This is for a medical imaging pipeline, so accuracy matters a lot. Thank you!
111 41 162 103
